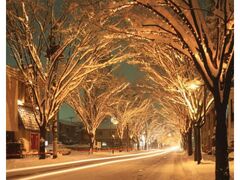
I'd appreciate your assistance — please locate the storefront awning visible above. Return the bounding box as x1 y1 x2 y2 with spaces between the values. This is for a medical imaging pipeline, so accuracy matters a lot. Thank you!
18 106 39 131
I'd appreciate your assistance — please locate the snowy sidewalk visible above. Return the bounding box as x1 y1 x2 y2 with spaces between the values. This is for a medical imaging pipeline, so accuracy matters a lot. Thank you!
152 151 234 180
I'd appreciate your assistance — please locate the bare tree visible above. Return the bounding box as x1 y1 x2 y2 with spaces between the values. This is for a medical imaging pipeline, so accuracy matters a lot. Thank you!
133 78 186 149
66 70 129 154
7 0 135 159
111 88 152 150
127 102 157 150
134 44 215 162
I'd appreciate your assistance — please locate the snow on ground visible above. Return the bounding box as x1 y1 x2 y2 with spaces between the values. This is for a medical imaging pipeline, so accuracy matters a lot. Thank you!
6 150 234 179
153 151 234 180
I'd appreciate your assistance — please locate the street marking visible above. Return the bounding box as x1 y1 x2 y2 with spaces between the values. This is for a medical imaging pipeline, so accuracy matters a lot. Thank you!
20 147 179 180
7 149 161 173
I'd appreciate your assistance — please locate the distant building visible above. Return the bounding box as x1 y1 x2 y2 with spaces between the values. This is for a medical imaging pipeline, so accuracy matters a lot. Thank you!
95 119 131 150
96 120 119 148
227 88 234 151
201 103 216 154
201 87 234 155
58 120 84 144
57 118 121 149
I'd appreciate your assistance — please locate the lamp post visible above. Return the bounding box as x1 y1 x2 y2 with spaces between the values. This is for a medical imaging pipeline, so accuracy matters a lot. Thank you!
126 123 129 152
110 117 118 154
186 79 205 164
129 134 133 150
112 134 115 154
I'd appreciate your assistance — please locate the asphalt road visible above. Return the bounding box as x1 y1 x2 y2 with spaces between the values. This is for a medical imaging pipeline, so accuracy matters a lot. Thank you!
50 151 181 180
16 148 222 180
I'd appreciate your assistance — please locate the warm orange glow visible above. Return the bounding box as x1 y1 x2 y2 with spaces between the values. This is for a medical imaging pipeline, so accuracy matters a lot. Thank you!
111 117 119 125
17 99 24 105
17 148 178 180
186 80 203 90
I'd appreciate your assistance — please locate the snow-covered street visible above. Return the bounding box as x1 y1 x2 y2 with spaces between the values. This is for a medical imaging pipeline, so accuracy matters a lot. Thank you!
7 149 234 180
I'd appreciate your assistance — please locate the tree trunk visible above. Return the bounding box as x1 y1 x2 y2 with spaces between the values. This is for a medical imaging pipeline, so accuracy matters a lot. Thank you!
89 133 95 154
39 127 46 159
193 126 197 161
182 133 187 151
120 138 123 151
187 127 193 156
144 139 147 150
196 125 202 164
194 124 202 164
184 133 188 151
215 104 229 180
137 138 140 150
180 134 183 150
52 119 58 159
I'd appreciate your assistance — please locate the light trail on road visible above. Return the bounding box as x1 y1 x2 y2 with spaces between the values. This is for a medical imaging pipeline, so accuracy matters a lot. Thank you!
21 146 180 180
7 149 162 174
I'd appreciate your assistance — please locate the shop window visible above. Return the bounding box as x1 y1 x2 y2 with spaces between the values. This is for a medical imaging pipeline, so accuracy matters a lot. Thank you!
98 131 103 136
6 131 15 143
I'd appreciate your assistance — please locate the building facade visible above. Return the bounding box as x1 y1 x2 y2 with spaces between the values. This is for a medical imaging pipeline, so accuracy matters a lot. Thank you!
6 66 40 154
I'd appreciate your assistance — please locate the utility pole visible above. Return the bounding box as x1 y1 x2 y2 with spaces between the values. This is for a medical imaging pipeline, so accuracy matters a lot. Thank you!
47 23 63 159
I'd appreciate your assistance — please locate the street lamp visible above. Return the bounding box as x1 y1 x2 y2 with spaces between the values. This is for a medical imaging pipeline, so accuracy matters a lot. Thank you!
17 99 24 106
185 79 203 90
185 79 206 122
111 117 118 125
186 79 206 118
111 134 115 154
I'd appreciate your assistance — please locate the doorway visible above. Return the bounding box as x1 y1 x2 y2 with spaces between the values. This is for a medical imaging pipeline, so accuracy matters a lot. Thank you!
30 133 39 150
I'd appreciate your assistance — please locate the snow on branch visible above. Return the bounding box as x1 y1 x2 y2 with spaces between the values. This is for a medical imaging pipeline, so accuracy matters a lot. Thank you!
107 0 233 103
66 70 129 136
7 0 135 130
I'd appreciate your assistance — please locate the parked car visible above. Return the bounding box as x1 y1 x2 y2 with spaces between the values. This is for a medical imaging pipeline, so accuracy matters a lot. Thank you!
45 142 71 156
7 142 23 159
